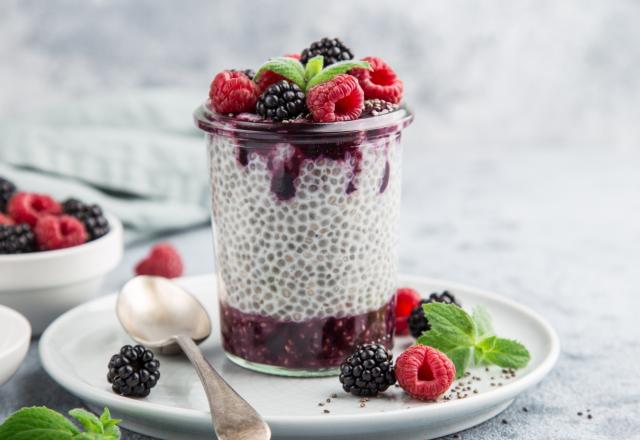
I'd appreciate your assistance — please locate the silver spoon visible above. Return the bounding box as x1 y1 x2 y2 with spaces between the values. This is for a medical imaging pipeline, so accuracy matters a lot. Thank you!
116 275 271 440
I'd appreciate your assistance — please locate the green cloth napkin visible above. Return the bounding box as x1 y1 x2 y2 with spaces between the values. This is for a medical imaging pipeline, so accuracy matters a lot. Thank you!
0 88 212 243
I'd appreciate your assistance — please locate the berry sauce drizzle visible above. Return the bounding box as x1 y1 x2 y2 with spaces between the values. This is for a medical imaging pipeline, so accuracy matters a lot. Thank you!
220 298 396 369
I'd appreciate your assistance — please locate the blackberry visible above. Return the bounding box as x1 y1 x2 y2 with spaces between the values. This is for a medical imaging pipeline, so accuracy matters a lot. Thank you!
300 37 353 66
408 291 462 338
0 177 16 213
362 99 398 117
62 198 109 240
256 80 307 121
107 345 160 398
339 343 396 397
0 224 36 254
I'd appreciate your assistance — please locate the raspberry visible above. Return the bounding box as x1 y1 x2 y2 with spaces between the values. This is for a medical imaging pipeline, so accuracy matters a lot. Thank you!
284 53 301 60
8 192 62 227
35 215 88 251
209 70 259 114
306 74 364 122
350 57 403 104
135 243 183 278
396 345 456 401
395 287 421 336
0 213 14 225
255 70 286 95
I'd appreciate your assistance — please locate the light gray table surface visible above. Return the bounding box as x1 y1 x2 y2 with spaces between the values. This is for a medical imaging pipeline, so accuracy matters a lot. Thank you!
1 142 638 439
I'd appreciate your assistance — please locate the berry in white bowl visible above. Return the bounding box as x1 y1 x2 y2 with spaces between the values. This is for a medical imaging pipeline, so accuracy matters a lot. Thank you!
0 178 123 334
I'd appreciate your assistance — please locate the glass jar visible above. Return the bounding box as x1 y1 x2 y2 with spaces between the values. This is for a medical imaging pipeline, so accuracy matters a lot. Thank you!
194 104 413 376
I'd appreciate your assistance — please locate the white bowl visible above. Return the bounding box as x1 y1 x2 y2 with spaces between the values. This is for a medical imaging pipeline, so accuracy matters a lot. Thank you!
0 214 123 335
0 304 31 386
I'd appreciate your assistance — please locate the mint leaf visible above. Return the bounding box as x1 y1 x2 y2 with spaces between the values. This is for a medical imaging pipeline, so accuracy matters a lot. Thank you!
0 407 80 440
475 336 531 369
306 60 370 90
69 409 103 434
98 408 121 438
304 56 323 81
473 306 494 339
417 303 476 378
254 57 305 90
0 407 121 440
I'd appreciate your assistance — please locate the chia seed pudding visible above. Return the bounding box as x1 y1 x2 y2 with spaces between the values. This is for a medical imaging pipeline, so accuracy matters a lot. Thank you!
194 39 412 375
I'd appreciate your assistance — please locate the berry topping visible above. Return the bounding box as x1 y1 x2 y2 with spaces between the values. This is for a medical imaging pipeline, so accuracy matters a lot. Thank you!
284 53 301 60
34 215 88 251
300 37 353 66
0 213 14 225
255 70 287 95
256 80 307 121
0 223 36 254
62 198 110 241
339 343 396 397
108 345 160 398
395 345 455 400
135 243 183 278
306 74 364 122
0 177 16 213
7 192 62 227
362 99 399 117
240 69 255 80
350 57 404 104
408 291 461 338
395 287 421 336
209 70 259 114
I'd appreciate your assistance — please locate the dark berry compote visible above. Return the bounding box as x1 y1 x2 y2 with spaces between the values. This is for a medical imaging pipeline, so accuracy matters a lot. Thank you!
194 37 413 376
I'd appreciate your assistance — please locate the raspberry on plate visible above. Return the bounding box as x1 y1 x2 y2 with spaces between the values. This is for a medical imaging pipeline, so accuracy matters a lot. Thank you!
209 70 259 114
306 74 364 122
8 192 62 227
135 243 183 278
395 287 421 336
396 345 456 401
35 214 88 251
350 56 404 104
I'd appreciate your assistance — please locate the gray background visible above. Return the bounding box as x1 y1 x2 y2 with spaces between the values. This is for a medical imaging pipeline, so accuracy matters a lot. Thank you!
1 1 639 439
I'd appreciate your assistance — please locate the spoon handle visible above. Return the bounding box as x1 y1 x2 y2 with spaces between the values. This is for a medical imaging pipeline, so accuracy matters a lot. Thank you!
175 334 271 440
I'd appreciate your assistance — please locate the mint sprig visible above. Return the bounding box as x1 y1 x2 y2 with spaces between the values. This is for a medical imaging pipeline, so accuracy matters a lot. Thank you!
305 60 370 90
0 407 121 440
255 57 370 91
254 57 306 90
417 304 530 378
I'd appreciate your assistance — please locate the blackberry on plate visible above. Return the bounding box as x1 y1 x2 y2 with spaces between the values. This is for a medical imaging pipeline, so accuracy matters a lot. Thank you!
0 224 36 254
62 198 110 240
339 343 396 397
300 37 353 66
0 177 16 213
408 291 461 338
256 80 307 121
107 345 160 398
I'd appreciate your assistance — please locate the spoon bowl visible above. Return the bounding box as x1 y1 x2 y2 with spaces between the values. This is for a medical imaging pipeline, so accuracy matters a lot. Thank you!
117 276 211 354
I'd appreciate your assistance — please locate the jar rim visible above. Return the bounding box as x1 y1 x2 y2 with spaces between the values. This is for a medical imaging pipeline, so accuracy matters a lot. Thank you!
193 100 414 135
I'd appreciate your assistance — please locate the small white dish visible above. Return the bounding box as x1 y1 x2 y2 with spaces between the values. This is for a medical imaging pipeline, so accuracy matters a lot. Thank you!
40 274 559 440
0 304 31 386
0 214 123 335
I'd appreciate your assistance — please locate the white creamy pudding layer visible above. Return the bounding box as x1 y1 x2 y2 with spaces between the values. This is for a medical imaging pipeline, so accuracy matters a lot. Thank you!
207 133 402 322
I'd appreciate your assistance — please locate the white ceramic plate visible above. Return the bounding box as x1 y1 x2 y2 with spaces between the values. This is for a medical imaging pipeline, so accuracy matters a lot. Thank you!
0 304 31 386
40 274 559 440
